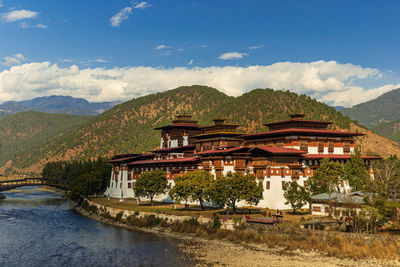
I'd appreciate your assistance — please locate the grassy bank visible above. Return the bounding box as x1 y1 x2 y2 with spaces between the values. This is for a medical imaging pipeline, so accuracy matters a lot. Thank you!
90 197 311 222
79 198 400 262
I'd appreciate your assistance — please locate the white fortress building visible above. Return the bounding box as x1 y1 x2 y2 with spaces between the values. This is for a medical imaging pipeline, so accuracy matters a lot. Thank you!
105 113 378 209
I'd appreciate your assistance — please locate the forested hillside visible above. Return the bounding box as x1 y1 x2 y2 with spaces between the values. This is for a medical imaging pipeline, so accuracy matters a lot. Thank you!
2 85 399 174
0 112 91 174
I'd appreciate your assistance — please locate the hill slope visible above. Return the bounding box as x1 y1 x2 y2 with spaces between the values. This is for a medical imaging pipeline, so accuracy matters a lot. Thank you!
341 88 400 127
371 120 400 143
0 112 91 174
3 85 399 174
0 95 120 116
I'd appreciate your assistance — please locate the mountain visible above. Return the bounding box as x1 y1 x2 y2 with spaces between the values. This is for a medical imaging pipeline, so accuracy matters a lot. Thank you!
371 120 400 143
333 106 345 111
0 112 91 174
0 95 120 116
2 85 399 174
341 88 400 127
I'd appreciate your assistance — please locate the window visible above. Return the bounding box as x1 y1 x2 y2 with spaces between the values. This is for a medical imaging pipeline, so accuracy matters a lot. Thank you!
312 206 321 212
303 181 307 188
343 141 350 153
127 173 132 181
328 141 334 153
256 169 264 179
215 170 223 179
282 181 286 189
168 183 172 189
318 141 324 153
266 181 270 189
276 142 284 147
300 140 308 152
128 183 132 188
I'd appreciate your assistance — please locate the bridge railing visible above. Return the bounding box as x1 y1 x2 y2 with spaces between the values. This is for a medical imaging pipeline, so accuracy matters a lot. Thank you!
0 177 69 191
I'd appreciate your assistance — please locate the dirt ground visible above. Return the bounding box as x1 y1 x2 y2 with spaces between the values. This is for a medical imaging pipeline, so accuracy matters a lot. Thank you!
179 238 400 267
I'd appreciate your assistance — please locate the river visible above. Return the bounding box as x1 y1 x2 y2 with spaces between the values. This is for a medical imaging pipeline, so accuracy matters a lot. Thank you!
0 186 195 267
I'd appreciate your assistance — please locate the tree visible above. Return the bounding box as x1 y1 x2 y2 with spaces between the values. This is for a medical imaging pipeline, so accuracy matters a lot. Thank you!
343 148 370 191
210 172 263 213
169 170 213 210
309 158 344 217
283 181 311 213
369 156 400 201
41 161 69 180
134 169 168 205
69 172 103 199
209 177 229 209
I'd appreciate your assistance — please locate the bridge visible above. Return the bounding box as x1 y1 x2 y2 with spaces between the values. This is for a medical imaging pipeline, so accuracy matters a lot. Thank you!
0 177 69 192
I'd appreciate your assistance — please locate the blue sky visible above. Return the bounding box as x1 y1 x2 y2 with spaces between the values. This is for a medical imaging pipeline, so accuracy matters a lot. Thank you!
0 0 399 106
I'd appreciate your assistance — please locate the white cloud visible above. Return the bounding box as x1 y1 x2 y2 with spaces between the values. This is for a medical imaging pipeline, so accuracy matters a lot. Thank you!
19 22 47 29
2 53 28 66
249 45 264 50
0 60 396 107
110 2 150 27
0 1 3 7
95 58 107 63
199 44 207 48
219 52 248 60
188 59 194 65
110 6 132 27
134 1 151 9
155 44 169 50
2 9 38 22
36 23 47 28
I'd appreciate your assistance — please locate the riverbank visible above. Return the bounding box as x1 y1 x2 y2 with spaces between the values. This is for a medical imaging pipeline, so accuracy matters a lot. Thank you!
73 198 400 266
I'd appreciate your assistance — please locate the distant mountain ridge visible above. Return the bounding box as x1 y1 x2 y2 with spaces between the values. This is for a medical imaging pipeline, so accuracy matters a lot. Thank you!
1 85 398 175
0 95 120 116
341 88 400 127
340 88 400 144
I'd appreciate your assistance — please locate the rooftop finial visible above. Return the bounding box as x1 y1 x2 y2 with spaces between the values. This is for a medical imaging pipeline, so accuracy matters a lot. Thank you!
213 119 225 125
289 113 305 120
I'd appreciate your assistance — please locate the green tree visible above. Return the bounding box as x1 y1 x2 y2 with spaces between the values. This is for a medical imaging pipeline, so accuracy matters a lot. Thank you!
343 148 370 191
66 158 111 199
42 161 69 180
283 181 311 213
309 158 344 217
69 172 103 199
209 178 229 209
134 169 168 205
211 172 263 213
169 170 213 210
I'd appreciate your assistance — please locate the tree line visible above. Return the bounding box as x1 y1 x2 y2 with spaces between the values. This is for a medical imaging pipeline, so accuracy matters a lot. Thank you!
41 158 111 200
134 169 263 213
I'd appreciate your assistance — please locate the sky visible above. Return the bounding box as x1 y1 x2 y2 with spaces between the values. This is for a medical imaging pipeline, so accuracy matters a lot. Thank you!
0 0 399 107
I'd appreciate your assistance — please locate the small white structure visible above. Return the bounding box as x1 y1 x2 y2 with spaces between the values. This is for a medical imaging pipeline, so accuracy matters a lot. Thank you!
311 192 365 218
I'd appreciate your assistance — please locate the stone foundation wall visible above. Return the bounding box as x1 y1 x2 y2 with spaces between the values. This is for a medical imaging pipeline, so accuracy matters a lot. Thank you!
85 198 235 230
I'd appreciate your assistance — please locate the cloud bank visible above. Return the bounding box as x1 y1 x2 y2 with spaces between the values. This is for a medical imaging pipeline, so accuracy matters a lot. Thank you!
0 60 398 107
2 9 38 22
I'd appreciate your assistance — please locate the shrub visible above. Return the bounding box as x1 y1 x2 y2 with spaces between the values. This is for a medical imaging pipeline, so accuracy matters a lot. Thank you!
115 211 124 221
213 216 222 229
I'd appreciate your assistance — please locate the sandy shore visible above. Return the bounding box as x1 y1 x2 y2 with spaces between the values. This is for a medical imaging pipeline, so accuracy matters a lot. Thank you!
73 205 400 267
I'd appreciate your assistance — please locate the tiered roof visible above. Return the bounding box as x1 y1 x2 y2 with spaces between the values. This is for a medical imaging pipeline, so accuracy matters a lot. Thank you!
154 114 202 130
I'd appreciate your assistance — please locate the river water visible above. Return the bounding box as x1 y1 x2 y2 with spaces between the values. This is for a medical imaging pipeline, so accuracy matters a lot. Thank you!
0 186 195 267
